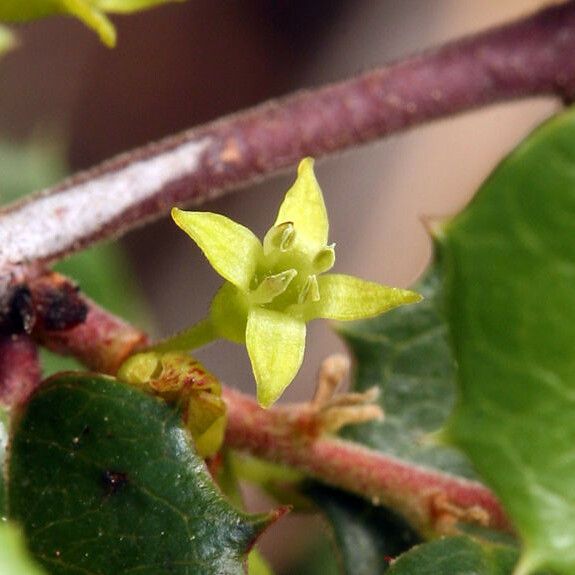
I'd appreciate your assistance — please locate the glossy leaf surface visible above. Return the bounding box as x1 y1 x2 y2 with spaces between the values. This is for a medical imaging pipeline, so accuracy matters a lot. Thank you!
387 537 517 575
440 108 575 574
339 265 474 478
8 374 272 574
306 483 419 575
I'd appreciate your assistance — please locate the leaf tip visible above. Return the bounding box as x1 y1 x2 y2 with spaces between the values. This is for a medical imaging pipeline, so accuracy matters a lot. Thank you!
420 426 455 448
244 506 291 554
421 214 450 242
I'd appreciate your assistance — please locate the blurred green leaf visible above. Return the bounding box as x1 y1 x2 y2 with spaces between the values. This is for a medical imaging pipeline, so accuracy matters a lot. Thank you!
248 549 274 575
0 524 47 575
0 139 66 204
305 483 419 575
302 264 484 574
440 107 575 575
8 373 274 574
339 264 474 478
0 413 45 574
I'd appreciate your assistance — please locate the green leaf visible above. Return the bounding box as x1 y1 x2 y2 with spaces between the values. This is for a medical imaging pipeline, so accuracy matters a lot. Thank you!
247 549 274 575
439 107 575 575
305 483 420 575
0 138 67 204
274 158 329 256
0 408 7 516
338 265 475 478
246 307 306 407
0 413 47 574
303 265 481 574
0 523 47 575
8 374 274 574
304 274 421 322
387 536 518 575
172 208 263 291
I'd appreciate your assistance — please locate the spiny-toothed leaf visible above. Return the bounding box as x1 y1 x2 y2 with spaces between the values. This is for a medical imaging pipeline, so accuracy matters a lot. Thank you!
439 107 575 575
306 265 487 575
8 374 275 574
305 483 420 575
338 264 475 478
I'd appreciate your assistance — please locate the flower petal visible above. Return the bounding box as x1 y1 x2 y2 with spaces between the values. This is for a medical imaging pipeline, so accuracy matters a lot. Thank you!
274 158 328 255
172 208 262 290
246 308 306 407
303 274 422 321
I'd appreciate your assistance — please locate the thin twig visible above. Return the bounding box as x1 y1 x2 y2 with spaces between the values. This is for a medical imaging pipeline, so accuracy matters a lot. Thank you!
0 271 148 376
2 281 510 534
223 386 510 536
0 335 41 406
0 2 574 285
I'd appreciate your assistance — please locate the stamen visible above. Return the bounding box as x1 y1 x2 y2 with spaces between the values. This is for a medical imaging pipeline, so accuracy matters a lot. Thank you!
298 274 320 304
263 222 296 255
250 269 297 304
313 244 335 273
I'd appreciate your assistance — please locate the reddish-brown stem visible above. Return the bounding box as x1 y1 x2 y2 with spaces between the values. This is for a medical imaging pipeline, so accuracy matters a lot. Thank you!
0 272 150 378
222 386 510 535
0 335 41 406
34 298 149 375
1 282 510 533
0 2 574 287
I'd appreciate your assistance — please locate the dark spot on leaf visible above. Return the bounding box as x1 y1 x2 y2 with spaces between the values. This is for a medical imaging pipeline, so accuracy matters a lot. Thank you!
101 470 128 496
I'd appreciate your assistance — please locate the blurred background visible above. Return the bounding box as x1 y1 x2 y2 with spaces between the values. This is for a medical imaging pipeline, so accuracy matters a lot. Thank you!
0 1 558 571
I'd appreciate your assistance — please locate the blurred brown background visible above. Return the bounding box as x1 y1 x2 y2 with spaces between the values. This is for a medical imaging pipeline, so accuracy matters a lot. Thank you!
0 1 558 570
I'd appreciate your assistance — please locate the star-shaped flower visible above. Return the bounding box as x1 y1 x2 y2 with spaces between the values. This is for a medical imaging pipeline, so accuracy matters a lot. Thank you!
155 158 421 407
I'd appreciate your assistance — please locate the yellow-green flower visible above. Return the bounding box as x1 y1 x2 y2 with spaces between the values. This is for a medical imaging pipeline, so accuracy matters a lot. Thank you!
152 158 421 407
